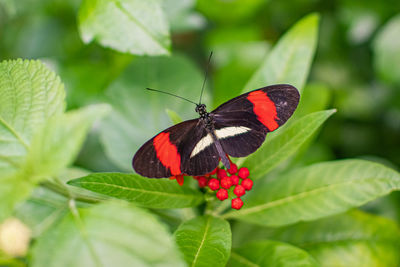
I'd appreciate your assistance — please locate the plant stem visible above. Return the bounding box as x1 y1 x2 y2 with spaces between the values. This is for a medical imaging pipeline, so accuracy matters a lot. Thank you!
212 200 230 217
41 180 104 204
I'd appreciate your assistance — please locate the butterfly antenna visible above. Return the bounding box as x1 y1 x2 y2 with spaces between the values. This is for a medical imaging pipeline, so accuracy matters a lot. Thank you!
146 88 198 106
198 51 213 104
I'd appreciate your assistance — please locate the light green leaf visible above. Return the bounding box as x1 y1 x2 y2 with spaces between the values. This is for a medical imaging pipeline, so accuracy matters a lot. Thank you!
0 250 25 267
78 0 170 55
242 110 336 180
15 186 69 238
223 159 400 226
292 83 332 119
31 201 185 267
25 104 110 181
229 240 319 267
0 59 65 177
373 14 400 86
0 59 65 221
243 13 319 93
166 109 183 124
99 54 208 171
174 216 231 267
68 173 204 209
0 60 107 221
263 211 400 267
163 0 206 33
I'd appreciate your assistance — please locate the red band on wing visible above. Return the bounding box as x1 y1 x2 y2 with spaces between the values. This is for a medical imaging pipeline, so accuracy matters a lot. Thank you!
153 132 181 175
247 91 279 131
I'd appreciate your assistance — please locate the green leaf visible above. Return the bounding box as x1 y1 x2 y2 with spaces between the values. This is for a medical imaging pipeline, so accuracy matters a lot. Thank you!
31 201 185 267
373 14 400 86
15 186 69 237
263 211 400 267
0 59 108 221
229 240 319 267
99 54 209 171
0 59 65 177
242 110 336 180
166 109 183 124
174 216 231 267
292 83 332 119
68 173 204 209
78 0 170 55
25 104 110 181
243 13 319 93
163 0 205 33
223 159 400 226
0 59 65 221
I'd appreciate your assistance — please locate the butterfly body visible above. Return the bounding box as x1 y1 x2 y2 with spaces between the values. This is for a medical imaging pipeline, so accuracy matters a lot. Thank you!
133 84 300 178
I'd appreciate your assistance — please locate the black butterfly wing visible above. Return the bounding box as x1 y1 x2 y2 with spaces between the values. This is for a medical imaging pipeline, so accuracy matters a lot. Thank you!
210 84 300 157
132 119 220 178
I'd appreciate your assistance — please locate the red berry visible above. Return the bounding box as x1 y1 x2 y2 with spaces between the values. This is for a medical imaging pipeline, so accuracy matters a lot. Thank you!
216 189 228 201
227 163 238 174
197 176 208 188
233 185 246 197
220 177 232 189
230 175 239 185
217 168 227 179
238 167 250 179
232 198 243 210
241 178 253 191
208 178 220 191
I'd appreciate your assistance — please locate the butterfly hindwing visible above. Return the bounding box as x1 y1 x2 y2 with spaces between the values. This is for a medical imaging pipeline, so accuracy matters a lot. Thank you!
211 84 300 157
132 119 220 178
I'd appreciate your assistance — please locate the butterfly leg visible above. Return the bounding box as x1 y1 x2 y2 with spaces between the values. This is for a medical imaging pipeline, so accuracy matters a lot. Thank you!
209 130 231 169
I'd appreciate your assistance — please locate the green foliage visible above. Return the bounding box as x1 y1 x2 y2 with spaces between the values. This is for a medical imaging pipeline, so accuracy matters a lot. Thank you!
224 160 400 226
373 13 400 86
0 59 107 221
229 240 319 267
0 59 65 177
233 210 400 267
78 0 171 55
243 13 319 93
1 4 400 266
68 173 204 209
31 201 185 267
25 105 110 180
174 216 231 267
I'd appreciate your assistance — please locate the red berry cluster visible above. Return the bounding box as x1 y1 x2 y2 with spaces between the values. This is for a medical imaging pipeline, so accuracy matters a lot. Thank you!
194 163 253 210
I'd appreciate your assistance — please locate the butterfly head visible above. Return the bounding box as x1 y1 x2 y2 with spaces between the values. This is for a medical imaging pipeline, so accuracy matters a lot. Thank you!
195 104 207 117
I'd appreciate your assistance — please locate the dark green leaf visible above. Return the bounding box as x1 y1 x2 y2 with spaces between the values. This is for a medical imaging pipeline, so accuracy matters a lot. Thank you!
229 240 319 267
175 216 231 267
224 160 400 226
68 173 204 209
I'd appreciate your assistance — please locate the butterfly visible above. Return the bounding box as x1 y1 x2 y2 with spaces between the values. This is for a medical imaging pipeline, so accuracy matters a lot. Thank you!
132 84 300 178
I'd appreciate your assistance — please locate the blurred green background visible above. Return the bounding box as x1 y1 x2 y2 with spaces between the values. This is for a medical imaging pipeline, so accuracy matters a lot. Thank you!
0 0 399 172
